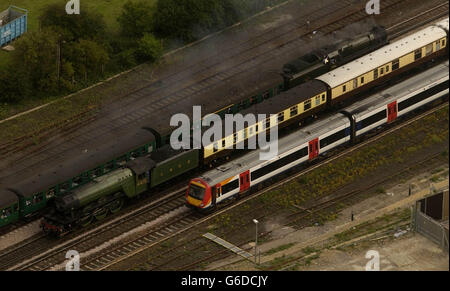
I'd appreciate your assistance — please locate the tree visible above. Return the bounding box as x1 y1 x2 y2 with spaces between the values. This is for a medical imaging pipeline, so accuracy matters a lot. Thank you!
40 1 106 42
118 1 155 39
67 39 109 82
153 0 225 42
10 29 61 95
136 33 163 62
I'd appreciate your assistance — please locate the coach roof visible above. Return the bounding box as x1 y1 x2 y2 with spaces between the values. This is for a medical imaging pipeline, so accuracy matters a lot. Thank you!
316 18 448 89
0 189 18 208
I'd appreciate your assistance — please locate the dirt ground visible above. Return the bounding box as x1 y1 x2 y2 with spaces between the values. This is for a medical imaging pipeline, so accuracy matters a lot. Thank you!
296 233 449 271
206 168 449 271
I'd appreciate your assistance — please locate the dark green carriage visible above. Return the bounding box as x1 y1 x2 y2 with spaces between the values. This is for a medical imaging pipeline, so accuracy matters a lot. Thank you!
0 189 20 227
150 148 199 187
13 128 157 219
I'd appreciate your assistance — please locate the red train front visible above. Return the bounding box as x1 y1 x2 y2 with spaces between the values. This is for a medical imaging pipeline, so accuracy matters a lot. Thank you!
186 178 213 211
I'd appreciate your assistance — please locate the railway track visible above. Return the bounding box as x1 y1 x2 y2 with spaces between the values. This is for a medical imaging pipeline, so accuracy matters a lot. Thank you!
137 104 450 271
0 0 434 189
1 0 444 238
0 186 189 271
386 1 449 39
62 101 448 271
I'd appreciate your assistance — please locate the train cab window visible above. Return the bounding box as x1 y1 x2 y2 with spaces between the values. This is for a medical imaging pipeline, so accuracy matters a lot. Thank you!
321 94 326 102
360 76 365 84
373 69 378 79
392 59 399 70
278 112 285 123
414 49 422 60
304 100 312 111
1 209 11 219
33 194 43 205
290 105 298 117
342 85 347 92
426 43 433 56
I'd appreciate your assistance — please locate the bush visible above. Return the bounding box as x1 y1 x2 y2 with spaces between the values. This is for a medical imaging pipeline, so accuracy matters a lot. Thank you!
136 33 163 62
40 1 106 42
118 1 155 38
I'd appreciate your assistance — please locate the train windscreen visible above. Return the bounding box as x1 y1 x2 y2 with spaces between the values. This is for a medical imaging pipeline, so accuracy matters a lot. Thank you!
188 183 205 200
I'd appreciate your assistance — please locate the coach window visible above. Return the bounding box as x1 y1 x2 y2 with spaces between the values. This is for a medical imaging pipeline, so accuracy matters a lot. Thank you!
321 94 326 102
353 79 357 89
373 69 378 79
385 65 389 73
380 67 384 75
426 43 433 56
414 49 422 60
360 76 365 84
304 100 312 111
441 39 446 47
342 85 347 93
392 59 399 70
222 139 226 148
290 105 298 117
435 41 440 51
315 96 320 106
278 112 285 123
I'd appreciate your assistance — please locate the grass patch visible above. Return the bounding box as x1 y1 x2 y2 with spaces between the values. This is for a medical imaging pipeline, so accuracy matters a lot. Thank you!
265 243 295 255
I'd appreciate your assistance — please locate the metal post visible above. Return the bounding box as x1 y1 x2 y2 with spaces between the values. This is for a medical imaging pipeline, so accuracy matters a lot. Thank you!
253 219 259 264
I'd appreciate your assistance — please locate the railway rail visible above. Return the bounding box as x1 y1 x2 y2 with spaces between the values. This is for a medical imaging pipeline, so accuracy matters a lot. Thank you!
0 0 446 237
0 1 448 270
0 186 189 270
0 0 435 192
134 105 450 271
34 101 449 272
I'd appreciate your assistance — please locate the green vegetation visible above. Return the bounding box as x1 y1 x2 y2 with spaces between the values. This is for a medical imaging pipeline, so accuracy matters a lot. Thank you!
266 243 295 255
0 0 282 108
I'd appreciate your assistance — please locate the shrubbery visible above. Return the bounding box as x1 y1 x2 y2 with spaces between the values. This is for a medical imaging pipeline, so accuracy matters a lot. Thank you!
0 0 280 104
